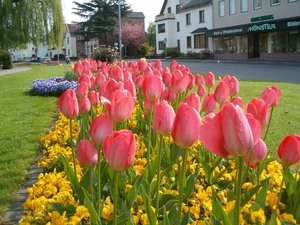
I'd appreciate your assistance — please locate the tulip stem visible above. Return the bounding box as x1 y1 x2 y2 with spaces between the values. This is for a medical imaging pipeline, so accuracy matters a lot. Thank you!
234 156 244 225
97 145 102 218
155 135 164 218
147 104 153 184
176 149 188 225
113 170 119 225
69 119 78 185
263 107 274 141
90 167 93 205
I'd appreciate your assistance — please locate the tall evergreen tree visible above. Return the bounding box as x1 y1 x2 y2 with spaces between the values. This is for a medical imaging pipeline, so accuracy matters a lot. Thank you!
72 0 131 47
0 0 65 50
147 21 156 49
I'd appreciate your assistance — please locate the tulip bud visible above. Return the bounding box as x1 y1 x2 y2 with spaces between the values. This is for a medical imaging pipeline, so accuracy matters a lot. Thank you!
77 140 98 167
58 89 79 119
152 101 175 135
89 113 114 145
277 134 300 166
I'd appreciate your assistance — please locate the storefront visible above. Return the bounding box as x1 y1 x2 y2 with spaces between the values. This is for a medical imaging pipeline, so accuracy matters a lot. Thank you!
206 16 300 61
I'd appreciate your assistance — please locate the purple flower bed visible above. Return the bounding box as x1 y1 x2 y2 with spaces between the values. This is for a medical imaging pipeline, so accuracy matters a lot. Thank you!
28 76 77 97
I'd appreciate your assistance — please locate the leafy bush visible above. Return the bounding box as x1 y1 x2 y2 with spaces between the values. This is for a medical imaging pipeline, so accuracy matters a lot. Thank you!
0 50 13 69
28 76 77 97
185 50 201 59
64 69 80 81
161 47 181 58
92 46 119 64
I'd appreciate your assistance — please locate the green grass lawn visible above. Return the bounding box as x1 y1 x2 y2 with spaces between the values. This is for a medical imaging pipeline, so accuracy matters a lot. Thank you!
0 64 299 223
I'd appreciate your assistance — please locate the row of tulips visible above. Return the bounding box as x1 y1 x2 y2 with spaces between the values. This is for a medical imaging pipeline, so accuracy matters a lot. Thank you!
20 58 300 225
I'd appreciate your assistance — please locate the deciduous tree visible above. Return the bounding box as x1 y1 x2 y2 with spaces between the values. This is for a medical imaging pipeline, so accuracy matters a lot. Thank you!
121 22 146 47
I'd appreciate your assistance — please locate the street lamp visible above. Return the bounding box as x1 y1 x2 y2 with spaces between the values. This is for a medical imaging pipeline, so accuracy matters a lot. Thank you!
118 0 122 61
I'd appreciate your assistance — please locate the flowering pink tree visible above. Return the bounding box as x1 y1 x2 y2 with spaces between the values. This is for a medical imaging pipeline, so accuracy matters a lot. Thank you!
121 22 146 47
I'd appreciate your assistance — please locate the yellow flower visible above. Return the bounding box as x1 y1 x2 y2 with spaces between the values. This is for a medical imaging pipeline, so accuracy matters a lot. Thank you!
280 213 296 224
225 200 235 214
250 208 266 223
190 205 200 219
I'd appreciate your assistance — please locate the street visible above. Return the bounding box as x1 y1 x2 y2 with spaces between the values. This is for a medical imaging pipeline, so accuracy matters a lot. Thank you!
149 59 300 84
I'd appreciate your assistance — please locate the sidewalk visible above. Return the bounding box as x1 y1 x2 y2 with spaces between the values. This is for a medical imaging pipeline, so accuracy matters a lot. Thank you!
0 66 31 76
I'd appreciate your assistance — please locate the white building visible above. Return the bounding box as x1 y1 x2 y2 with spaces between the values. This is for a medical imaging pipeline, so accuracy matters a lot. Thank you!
155 0 213 55
8 43 49 62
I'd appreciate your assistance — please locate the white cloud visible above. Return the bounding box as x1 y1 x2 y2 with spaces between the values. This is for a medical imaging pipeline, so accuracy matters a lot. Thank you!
62 0 163 30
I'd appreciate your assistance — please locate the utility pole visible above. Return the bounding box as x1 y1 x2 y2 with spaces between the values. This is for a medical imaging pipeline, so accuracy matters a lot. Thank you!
118 0 122 61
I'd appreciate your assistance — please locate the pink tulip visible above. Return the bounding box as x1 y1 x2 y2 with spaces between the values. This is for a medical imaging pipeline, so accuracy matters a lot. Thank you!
152 100 175 135
82 59 90 72
222 75 239 97
162 72 172 87
277 134 300 166
260 85 281 107
95 71 106 88
102 90 135 122
195 74 204 86
143 98 159 117
103 129 136 171
124 79 137 98
137 59 148 72
135 75 144 88
187 73 195 90
90 60 98 73
142 75 164 101
100 78 124 101
197 84 206 98
76 81 89 99
58 89 79 119
231 97 243 108
154 59 162 69
74 61 83 75
171 103 201 148
185 92 201 113
245 98 269 128
201 93 217 114
170 69 189 94
78 74 91 88
214 80 230 105
200 102 261 158
88 91 99 106
170 60 178 70
89 113 114 145
204 71 215 88
79 96 91 113
245 139 267 168
162 88 177 103
111 66 124 82
77 140 98 167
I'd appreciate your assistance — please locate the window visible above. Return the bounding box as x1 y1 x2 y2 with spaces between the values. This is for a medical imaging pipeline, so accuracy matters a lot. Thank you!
67 37 70 44
158 41 166 50
241 0 248 12
219 1 225 17
199 10 205 22
271 0 280 5
176 4 181 12
194 34 206 48
288 0 298 2
229 0 236 14
187 36 192 48
177 22 180 32
158 24 165 33
186 13 191 25
177 39 180 49
168 7 171 13
254 0 262 9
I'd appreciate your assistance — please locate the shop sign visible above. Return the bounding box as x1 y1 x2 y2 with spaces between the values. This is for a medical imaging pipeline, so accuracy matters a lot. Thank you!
251 15 274 22
247 23 276 32
287 21 300 27
213 28 243 35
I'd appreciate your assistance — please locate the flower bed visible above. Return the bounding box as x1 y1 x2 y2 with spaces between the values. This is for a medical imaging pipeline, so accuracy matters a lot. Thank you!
20 59 300 225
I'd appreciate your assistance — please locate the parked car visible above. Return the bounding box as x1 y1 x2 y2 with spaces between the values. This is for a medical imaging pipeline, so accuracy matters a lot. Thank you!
40 57 51 63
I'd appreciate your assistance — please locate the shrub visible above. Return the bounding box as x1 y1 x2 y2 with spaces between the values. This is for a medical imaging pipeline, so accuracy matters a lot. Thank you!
0 50 13 69
185 50 201 59
64 69 79 81
92 46 119 64
161 47 180 58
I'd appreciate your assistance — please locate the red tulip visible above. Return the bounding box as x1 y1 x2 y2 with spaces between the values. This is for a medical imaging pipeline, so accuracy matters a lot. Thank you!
77 140 98 167
245 98 269 128
201 93 217 114
170 69 189 94
170 60 178 70
142 75 164 101
111 66 124 82
78 74 91 88
79 96 91 113
154 59 162 69
245 139 267 168
185 92 201 113
162 88 177 103
231 97 243 108
200 102 261 158
124 79 137 98
82 59 90 72
95 71 106 88
89 113 114 145
277 134 300 166
195 74 204 86
74 61 83 75
76 81 89 99
214 80 230 105
58 89 79 119
103 129 136 171
187 73 195 90
162 71 172 87
171 103 201 148
204 71 215 88
137 59 148 72
152 100 175 135
197 84 206 98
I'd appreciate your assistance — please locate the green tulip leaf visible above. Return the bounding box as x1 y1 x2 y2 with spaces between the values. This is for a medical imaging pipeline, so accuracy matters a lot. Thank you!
79 168 92 191
170 144 182 163
180 212 191 225
107 212 132 225
282 163 296 195
166 205 179 225
212 187 232 225
159 206 171 225
50 203 76 217
255 177 270 208
141 186 157 225
210 214 224 225
82 187 101 225
59 154 79 193
126 173 144 208
280 220 298 225
158 199 178 214
183 173 198 201
267 212 276 225
241 184 262 207
226 189 236 202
